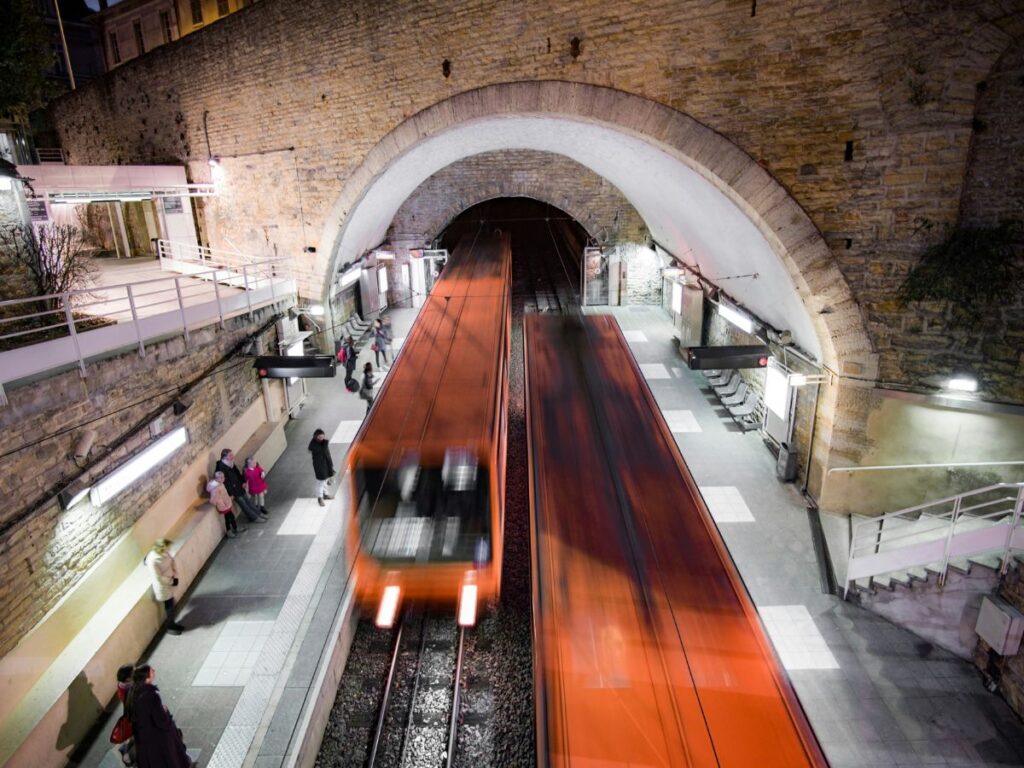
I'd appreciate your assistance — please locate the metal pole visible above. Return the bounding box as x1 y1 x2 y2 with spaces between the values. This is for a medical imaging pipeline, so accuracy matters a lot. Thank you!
939 496 962 586
53 0 76 91
174 277 190 344
212 273 224 328
1000 486 1024 575
126 285 145 356
243 265 253 318
63 294 87 376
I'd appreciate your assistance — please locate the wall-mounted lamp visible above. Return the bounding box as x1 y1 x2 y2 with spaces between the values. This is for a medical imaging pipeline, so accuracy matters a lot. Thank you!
303 246 317 253
172 398 191 416
789 373 828 387
339 267 361 289
307 304 325 317
946 376 978 393
58 485 92 511
718 302 758 334
207 156 220 167
90 427 188 506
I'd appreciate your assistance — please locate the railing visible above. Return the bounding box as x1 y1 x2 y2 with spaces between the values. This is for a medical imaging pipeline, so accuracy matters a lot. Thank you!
0 255 296 404
844 482 1024 598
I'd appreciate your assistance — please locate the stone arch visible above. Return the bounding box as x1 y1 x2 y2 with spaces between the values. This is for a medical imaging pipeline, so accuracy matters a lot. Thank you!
389 149 649 245
318 80 874 378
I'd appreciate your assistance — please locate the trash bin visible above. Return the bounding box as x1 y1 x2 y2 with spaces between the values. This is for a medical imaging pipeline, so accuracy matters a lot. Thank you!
776 442 797 482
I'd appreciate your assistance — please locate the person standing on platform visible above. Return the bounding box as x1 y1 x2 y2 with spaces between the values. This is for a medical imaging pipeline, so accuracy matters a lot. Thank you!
372 318 390 368
216 449 266 523
243 456 269 515
144 540 185 636
359 362 376 415
208 472 242 538
115 664 136 765
126 665 193 768
308 429 335 507
342 335 358 386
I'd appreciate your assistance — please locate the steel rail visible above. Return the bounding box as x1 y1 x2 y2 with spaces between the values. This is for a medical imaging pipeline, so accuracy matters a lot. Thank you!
445 626 466 768
367 620 405 768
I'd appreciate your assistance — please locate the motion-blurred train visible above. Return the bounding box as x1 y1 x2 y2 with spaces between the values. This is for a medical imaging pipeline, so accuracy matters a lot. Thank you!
345 229 511 628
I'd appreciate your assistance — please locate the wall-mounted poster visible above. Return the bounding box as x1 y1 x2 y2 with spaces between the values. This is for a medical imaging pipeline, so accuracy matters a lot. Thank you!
162 197 184 214
27 199 48 222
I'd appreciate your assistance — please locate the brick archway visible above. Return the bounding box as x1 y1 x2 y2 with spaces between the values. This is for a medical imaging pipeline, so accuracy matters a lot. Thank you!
320 80 874 380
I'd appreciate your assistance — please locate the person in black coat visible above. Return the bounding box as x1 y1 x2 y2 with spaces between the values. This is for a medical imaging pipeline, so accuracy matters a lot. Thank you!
215 449 266 522
342 336 358 386
308 429 334 507
126 665 192 768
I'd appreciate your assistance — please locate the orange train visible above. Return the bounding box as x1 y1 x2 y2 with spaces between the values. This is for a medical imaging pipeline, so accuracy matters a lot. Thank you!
345 230 511 627
525 314 828 767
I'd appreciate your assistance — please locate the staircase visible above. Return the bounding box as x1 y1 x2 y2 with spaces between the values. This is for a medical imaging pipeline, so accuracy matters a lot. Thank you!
844 483 1024 598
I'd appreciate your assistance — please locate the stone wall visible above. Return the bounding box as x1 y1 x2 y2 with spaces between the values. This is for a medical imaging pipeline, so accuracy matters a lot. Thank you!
390 150 647 245
0 308 279 657
46 0 1023 406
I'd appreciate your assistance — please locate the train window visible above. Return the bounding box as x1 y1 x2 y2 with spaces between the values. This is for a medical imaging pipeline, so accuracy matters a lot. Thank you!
356 461 491 566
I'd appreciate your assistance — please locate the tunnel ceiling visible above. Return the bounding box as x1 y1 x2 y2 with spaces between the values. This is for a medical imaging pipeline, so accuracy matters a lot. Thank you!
332 115 824 361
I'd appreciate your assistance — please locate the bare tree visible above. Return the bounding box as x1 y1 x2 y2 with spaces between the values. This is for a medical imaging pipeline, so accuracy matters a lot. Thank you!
0 224 98 309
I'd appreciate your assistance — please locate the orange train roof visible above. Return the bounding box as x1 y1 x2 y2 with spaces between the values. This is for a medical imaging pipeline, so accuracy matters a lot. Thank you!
526 314 827 768
350 231 511 467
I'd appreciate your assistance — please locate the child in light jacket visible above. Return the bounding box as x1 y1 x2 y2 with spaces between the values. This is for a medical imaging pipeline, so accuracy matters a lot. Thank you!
208 471 240 538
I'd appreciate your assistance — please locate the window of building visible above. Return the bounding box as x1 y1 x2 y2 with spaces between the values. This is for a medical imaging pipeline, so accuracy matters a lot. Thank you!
190 0 203 25
160 10 173 43
217 0 229 16
133 19 145 55
109 31 121 64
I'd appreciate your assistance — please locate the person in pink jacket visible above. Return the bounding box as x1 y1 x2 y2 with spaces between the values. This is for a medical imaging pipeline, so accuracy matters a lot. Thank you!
208 471 243 538
243 456 269 515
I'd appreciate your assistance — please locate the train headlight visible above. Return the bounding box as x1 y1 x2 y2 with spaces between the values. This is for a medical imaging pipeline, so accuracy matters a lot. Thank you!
376 585 401 628
458 582 478 627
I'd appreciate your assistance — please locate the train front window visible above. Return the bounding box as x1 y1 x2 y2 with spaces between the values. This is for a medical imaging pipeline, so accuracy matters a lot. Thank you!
356 450 491 565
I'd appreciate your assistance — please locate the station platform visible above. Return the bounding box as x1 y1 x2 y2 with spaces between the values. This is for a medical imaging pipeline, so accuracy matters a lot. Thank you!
70 304 1024 768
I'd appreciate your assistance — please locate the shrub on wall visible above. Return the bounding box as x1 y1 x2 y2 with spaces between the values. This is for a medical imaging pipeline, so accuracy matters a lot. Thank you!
898 221 1022 326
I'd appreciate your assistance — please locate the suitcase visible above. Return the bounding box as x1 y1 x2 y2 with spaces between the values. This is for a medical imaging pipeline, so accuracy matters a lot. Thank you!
345 377 359 393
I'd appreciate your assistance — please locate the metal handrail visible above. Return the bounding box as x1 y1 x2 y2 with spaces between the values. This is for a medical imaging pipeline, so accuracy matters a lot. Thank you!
828 460 1024 474
0 254 296 399
845 483 1024 597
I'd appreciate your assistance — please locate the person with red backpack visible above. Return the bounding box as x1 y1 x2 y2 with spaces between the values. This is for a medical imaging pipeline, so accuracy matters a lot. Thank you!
338 336 358 390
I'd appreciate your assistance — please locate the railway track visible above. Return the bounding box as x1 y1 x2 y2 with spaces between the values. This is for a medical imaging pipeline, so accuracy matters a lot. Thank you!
319 612 482 768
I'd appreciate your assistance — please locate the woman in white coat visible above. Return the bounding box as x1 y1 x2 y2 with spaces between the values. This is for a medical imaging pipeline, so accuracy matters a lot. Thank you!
145 539 185 635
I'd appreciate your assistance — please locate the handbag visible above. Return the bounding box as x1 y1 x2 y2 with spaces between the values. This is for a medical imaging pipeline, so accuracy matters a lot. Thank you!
110 714 132 744
371 342 380 352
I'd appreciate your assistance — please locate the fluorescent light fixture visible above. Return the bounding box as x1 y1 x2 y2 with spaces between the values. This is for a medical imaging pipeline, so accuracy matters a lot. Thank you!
375 250 395 260
671 281 684 315
718 302 757 334
947 377 977 393
458 582 478 627
789 373 827 386
307 304 325 316
0 176 12 191
376 585 400 628
764 364 790 419
287 340 303 384
377 266 389 294
401 264 410 285
339 267 361 289
90 427 187 506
